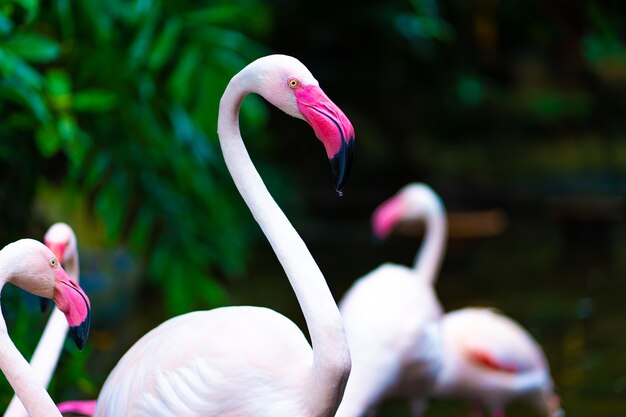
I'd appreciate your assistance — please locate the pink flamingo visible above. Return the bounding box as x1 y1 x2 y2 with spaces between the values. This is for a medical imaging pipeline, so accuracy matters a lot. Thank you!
4 223 82 417
0 239 90 417
432 308 563 417
336 183 447 417
63 54 354 417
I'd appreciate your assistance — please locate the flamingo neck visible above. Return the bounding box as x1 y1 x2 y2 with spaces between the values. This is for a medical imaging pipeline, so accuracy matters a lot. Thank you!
64 250 80 283
413 207 447 286
0 284 63 417
217 73 350 416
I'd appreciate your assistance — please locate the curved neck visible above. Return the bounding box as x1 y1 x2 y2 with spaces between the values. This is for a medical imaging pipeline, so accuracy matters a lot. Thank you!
413 209 447 286
218 75 350 416
0 284 63 417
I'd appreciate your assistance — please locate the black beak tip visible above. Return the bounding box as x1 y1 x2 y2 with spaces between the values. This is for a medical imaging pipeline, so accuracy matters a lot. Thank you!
68 308 91 351
40 297 52 313
329 137 354 195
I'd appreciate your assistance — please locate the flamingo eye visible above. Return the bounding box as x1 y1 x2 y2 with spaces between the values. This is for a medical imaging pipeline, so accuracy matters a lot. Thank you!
49 258 58 268
288 78 300 89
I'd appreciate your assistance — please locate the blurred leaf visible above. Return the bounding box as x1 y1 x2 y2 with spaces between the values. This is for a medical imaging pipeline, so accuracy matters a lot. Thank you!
0 79 51 121
147 17 182 71
0 13 14 35
57 113 77 141
73 89 117 112
182 5 242 25
13 0 39 22
35 124 61 157
194 26 267 59
0 48 44 89
4 33 60 63
456 74 484 106
167 45 200 104
128 3 160 68
45 69 72 111
197 275 227 307
45 69 71 95
54 0 74 38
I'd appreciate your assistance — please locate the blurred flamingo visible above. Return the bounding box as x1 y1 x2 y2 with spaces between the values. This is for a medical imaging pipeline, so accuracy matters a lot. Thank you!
336 183 446 417
432 308 563 417
64 54 355 417
0 239 91 417
4 223 82 417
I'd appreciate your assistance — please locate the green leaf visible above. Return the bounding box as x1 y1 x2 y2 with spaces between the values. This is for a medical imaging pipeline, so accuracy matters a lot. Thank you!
5 33 60 63
55 0 74 38
13 0 39 23
73 89 117 112
128 4 161 68
183 5 242 26
57 113 77 141
147 17 182 71
35 124 61 157
0 13 14 36
45 69 71 95
0 79 51 122
0 48 44 89
45 69 72 111
167 45 200 104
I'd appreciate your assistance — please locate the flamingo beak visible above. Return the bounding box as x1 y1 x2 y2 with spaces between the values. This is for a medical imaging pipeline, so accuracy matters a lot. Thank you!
295 85 355 194
372 195 406 240
53 267 91 350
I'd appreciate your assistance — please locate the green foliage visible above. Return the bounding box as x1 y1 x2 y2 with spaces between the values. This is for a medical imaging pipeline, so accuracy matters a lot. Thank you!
1 0 273 308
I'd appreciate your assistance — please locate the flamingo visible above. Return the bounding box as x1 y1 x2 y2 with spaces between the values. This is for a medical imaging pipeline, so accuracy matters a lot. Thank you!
0 239 91 417
4 223 82 417
66 54 356 417
335 183 447 417
432 308 563 417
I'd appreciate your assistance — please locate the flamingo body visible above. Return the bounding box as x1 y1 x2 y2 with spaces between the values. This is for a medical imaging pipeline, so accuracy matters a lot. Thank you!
95 307 318 416
433 308 562 417
337 264 443 417
336 183 447 417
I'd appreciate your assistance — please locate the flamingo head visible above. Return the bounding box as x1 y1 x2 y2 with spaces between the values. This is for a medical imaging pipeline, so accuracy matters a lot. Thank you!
372 183 444 240
242 55 355 194
1 239 91 350
44 222 77 264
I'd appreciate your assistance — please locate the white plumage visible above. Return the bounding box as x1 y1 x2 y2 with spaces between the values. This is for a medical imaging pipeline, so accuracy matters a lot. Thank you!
433 308 563 417
336 183 447 417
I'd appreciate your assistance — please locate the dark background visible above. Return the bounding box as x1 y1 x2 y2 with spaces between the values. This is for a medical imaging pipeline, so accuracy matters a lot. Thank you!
1 0 625 415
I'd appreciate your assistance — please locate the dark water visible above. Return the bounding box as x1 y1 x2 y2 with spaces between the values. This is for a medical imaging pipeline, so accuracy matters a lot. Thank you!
230 210 626 417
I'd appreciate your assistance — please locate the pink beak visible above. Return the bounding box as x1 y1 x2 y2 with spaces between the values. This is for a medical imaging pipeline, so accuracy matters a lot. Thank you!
53 267 91 350
372 195 406 240
295 85 355 194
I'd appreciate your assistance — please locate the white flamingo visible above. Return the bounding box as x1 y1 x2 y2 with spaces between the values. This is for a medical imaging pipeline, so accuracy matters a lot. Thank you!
432 308 563 417
4 223 81 417
71 54 355 417
0 239 91 417
336 183 446 417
